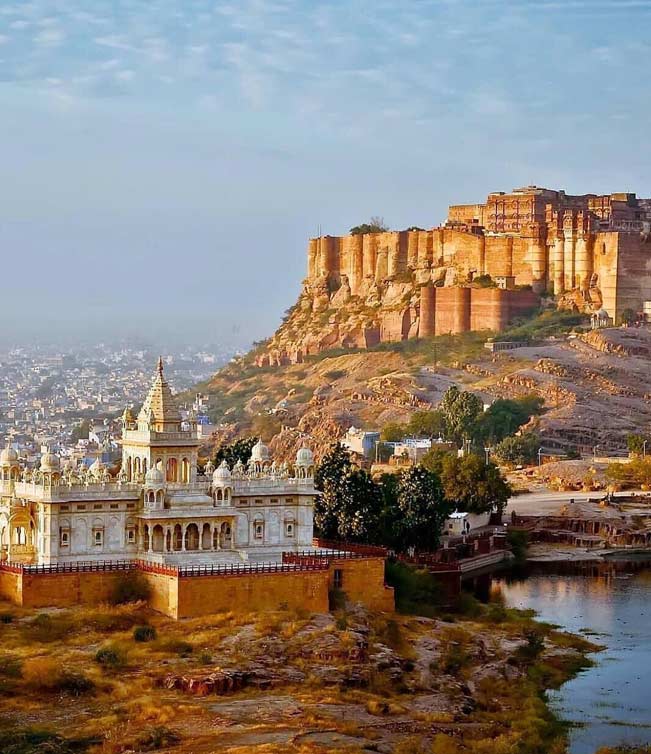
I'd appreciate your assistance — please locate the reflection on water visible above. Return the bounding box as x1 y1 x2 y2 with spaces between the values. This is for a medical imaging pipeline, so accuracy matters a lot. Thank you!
491 559 651 754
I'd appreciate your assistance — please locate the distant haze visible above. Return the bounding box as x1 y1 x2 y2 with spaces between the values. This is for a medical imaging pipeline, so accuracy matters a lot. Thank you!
1 0 650 345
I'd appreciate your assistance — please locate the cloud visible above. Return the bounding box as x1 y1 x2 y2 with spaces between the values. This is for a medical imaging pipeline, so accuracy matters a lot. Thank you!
33 28 65 47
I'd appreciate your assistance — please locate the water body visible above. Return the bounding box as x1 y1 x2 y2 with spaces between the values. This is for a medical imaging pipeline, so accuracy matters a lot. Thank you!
492 559 651 754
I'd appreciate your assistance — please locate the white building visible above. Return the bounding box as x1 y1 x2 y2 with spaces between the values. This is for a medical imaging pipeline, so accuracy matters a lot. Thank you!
0 359 316 566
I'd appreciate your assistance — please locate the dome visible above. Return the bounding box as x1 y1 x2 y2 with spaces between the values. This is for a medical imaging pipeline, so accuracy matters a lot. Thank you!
0 445 18 466
89 458 105 476
296 446 314 467
250 439 270 463
145 465 165 485
212 459 232 484
40 449 61 472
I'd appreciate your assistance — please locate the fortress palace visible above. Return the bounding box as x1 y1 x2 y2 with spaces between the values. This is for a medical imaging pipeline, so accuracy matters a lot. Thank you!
0 361 393 617
259 186 651 366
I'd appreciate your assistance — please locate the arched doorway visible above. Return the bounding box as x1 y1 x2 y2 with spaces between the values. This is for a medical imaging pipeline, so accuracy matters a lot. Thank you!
220 522 232 549
201 523 211 549
166 458 178 483
173 524 182 551
185 523 199 551
152 525 164 552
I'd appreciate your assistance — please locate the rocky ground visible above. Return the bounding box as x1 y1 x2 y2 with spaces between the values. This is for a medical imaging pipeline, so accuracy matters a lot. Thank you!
0 597 594 754
200 326 651 463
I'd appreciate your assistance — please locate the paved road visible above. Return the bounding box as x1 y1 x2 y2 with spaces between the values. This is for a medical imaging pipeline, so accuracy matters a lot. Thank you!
505 490 608 517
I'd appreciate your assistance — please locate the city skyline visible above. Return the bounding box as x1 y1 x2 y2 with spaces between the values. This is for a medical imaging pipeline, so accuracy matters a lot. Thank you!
2 0 651 341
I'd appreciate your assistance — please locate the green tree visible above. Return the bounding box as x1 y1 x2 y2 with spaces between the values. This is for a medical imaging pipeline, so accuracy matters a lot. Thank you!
493 432 540 466
314 443 383 542
478 396 542 444
314 442 350 492
396 465 450 551
214 437 258 468
349 216 389 235
380 422 405 442
440 454 510 515
407 410 447 439
439 386 484 446
627 433 649 456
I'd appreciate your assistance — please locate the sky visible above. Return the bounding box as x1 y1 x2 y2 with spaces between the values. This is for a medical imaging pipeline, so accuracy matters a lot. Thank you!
1 0 651 346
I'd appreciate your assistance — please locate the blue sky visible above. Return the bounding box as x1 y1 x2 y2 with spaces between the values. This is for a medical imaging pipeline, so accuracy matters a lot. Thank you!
1 0 650 345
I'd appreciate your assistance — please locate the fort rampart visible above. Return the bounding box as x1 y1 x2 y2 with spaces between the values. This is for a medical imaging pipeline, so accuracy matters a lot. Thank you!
0 554 394 618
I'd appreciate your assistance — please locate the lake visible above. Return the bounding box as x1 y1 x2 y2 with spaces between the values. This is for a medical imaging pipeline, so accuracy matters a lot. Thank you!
492 559 651 754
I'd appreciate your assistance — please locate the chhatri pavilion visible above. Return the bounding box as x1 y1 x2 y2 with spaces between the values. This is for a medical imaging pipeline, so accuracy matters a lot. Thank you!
0 359 317 566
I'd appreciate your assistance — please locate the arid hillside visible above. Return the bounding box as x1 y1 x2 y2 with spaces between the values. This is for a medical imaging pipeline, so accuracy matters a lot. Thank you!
199 320 651 461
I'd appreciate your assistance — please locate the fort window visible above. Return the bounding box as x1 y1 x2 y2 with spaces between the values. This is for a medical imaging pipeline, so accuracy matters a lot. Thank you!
59 529 69 547
285 521 295 537
333 569 343 589
60 505 69 511
602 242 607 255
127 503 135 509
270 498 278 505
254 521 264 540
93 530 103 546
77 505 86 511
255 498 263 506
127 529 135 544
94 504 103 510
110 503 118 510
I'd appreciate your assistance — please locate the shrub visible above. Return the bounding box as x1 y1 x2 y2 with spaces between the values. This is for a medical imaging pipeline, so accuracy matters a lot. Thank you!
133 625 157 643
26 613 74 642
0 654 22 679
517 629 545 662
0 728 88 754
136 726 181 751
95 645 127 669
158 638 193 656
110 570 151 605
59 671 94 696
22 657 94 695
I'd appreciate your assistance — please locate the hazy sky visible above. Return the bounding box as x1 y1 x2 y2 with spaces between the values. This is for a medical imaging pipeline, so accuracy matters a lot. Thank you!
1 0 650 346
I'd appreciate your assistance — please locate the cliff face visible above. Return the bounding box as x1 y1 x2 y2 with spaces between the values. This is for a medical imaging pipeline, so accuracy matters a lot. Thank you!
256 228 540 367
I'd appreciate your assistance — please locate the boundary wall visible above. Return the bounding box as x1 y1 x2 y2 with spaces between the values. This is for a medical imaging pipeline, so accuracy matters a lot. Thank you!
0 554 394 618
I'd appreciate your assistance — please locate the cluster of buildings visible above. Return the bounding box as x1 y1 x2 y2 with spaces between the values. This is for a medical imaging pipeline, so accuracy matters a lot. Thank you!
0 344 224 473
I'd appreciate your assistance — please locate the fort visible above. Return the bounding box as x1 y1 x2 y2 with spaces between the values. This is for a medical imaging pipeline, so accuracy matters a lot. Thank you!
258 186 651 365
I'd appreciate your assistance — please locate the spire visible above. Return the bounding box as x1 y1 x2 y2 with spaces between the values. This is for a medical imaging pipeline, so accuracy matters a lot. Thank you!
137 358 181 429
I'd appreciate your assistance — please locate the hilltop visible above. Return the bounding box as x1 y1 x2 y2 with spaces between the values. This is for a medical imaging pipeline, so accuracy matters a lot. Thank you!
198 314 651 461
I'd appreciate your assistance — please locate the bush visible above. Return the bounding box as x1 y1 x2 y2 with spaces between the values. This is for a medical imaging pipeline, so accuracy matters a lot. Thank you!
22 657 94 695
133 625 157 643
26 613 74 642
158 638 193 656
95 645 127 669
0 653 22 679
136 726 181 751
0 728 90 754
110 570 151 605
517 629 545 662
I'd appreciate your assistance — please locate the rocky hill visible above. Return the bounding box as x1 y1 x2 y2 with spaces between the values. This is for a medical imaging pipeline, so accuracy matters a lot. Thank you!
201 320 651 462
